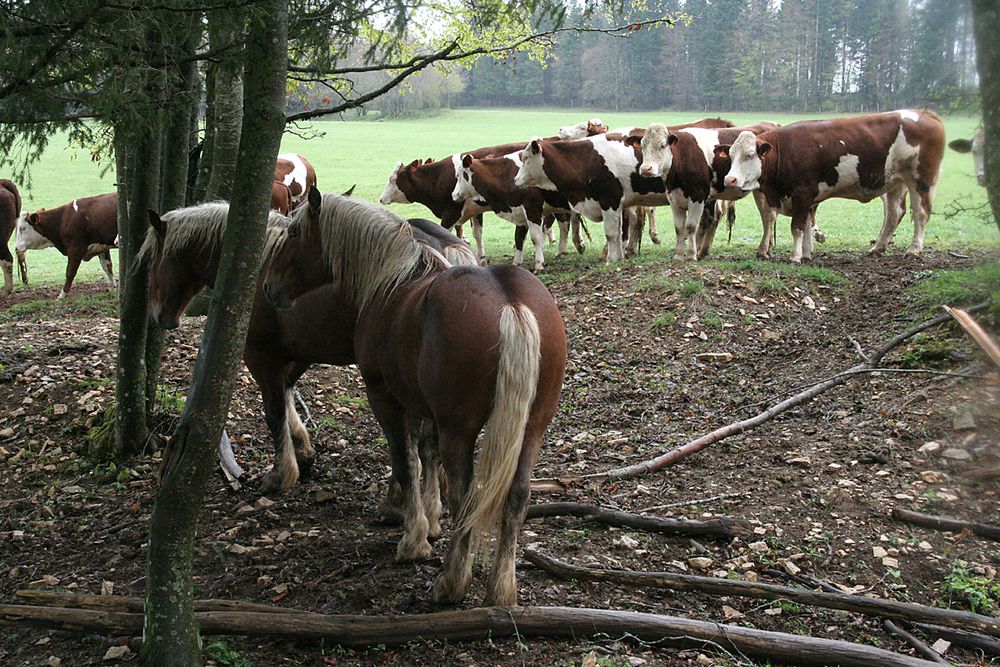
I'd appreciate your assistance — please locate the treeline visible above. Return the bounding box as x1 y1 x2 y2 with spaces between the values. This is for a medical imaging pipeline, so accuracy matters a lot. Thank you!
459 0 977 113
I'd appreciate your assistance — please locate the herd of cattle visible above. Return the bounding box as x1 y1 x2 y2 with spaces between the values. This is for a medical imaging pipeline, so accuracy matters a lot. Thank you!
0 111 987 300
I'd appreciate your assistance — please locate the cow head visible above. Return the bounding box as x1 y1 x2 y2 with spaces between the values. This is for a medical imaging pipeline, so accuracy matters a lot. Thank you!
949 127 985 187
720 131 771 191
558 118 607 140
451 154 479 203
634 124 677 178
14 211 52 252
379 161 412 205
514 138 555 190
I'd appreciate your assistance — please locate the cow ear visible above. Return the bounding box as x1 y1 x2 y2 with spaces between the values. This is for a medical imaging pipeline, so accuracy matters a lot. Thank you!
668 134 679 146
528 139 541 155
624 136 642 148
147 210 165 236
28 212 39 226
949 138 973 153
425 157 433 164
340 184 356 197
407 159 421 170
308 187 322 223
461 154 473 169
714 145 731 160
757 142 772 158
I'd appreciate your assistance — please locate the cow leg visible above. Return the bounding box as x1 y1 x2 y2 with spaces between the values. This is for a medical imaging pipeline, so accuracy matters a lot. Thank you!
471 215 485 262
906 181 934 256
647 207 661 244
602 209 625 263
16 250 28 286
571 213 585 254
802 211 816 262
670 204 687 260
684 201 705 261
625 207 644 258
59 255 83 299
789 204 811 264
696 203 720 260
753 192 776 258
528 219 546 273
553 214 570 257
512 224 527 267
99 250 116 292
871 183 907 255
1 258 11 297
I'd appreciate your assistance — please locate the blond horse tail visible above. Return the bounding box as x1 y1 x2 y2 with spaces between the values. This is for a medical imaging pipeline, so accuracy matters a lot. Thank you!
457 303 541 542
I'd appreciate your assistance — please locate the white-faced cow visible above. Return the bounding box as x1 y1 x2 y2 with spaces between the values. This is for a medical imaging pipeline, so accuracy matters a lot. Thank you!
274 154 316 209
714 110 945 262
15 193 118 298
0 179 21 297
558 118 610 140
949 127 985 187
632 122 780 259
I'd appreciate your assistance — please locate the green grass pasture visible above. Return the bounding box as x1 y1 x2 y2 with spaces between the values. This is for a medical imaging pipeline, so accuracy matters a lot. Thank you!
5 109 995 290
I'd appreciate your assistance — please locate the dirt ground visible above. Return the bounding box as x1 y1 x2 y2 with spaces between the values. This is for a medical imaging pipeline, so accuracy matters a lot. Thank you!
1 247 998 666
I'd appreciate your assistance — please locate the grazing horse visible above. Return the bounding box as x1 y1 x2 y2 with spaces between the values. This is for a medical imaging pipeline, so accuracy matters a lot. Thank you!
15 192 118 298
0 179 21 296
139 204 478 495
264 190 566 606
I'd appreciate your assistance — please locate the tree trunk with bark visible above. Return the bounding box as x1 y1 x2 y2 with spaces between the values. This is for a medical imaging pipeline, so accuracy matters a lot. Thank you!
141 2 288 664
201 10 245 202
972 0 1000 234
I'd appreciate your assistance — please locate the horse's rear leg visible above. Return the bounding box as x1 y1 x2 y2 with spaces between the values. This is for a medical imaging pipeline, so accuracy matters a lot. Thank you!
251 361 298 494
432 428 477 604
369 389 430 561
410 417 442 539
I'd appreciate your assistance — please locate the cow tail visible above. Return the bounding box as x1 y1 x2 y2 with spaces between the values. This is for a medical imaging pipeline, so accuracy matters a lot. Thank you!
457 303 541 545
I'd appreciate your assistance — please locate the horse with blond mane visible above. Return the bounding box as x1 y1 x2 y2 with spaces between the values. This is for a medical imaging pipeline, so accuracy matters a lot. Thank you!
264 189 566 606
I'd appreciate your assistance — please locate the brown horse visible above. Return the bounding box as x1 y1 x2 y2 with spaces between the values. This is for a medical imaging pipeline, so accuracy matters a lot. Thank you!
263 190 566 606
139 203 478 495
0 179 21 296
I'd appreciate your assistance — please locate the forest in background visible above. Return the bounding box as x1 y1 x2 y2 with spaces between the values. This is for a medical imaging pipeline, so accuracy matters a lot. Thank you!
312 0 979 117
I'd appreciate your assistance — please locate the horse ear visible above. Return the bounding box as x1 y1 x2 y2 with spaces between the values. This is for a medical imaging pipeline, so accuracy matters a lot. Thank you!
461 154 473 169
757 142 772 158
147 209 165 236
714 145 731 160
308 187 322 222
340 184 356 197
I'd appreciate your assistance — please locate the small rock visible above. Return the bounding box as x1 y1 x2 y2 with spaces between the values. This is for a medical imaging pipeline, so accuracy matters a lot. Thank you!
314 490 336 503
786 456 812 467
695 654 714 666
688 557 713 570
882 557 899 568
722 605 744 620
782 560 801 576
276 530 291 542
619 535 639 549
61 486 84 495
918 441 942 454
802 295 816 309
52 404 68 415
941 448 971 461
748 541 769 553
254 497 276 510
921 470 947 483
931 639 950 655
872 546 888 558
764 607 782 616
626 658 647 667
695 352 733 363
227 543 250 555
103 645 131 661
918 541 933 552
47 657 61 667
952 412 976 431
0 428 14 439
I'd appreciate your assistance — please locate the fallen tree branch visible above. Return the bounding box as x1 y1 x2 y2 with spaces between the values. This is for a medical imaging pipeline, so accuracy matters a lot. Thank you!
523 549 1000 637
883 620 949 665
218 429 244 491
0 603 942 666
944 305 1000 369
637 492 744 513
531 302 990 491
525 503 744 540
13 590 301 615
910 622 1000 657
891 507 1000 541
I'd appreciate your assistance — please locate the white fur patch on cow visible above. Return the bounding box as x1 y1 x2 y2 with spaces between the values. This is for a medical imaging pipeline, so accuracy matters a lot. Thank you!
610 127 637 135
885 126 920 184
277 153 309 202
15 213 52 251
379 162 409 204
72 200 79 212
680 127 723 162
514 146 556 191
898 110 920 123
589 134 638 180
817 153 860 201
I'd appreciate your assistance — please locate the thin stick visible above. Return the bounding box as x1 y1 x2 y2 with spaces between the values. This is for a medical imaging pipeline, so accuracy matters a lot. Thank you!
637 492 743 513
944 305 1000 369
525 502 743 540
0 603 943 667
892 507 1000 541
523 548 1000 637
294 388 317 430
848 335 869 362
884 620 949 665
531 302 990 491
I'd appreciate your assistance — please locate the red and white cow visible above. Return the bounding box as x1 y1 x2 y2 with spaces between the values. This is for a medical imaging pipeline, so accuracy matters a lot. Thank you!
715 110 945 262
1 179 21 296
15 193 118 298
631 122 780 259
274 154 316 209
949 127 985 187
558 118 610 140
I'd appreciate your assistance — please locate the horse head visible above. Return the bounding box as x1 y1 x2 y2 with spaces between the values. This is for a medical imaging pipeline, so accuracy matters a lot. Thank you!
144 209 207 330
264 187 325 309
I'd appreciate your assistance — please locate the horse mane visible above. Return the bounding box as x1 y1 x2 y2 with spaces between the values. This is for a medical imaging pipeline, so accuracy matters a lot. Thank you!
136 201 289 270
308 194 450 312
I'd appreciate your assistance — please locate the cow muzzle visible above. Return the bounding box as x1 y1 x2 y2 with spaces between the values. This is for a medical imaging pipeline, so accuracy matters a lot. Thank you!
639 164 657 177
724 175 738 188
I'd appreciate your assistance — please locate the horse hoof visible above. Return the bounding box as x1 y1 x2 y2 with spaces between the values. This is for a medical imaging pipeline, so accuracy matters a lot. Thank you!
395 538 433 562
483 589 517 608
259 470 293 495
295 453 315 479
431 577 468 605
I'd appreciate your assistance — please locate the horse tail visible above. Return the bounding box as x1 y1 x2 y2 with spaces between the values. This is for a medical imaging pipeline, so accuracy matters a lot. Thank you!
443 241 478 267
458 303 541 542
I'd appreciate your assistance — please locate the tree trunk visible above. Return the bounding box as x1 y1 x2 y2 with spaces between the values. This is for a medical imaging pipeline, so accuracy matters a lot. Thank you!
141 1 288 663
971 0 1000 234
192 61 214 203
114 113 160 458
201 10 245 202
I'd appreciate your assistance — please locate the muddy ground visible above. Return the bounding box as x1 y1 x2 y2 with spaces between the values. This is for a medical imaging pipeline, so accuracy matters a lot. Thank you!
1 248 998 666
